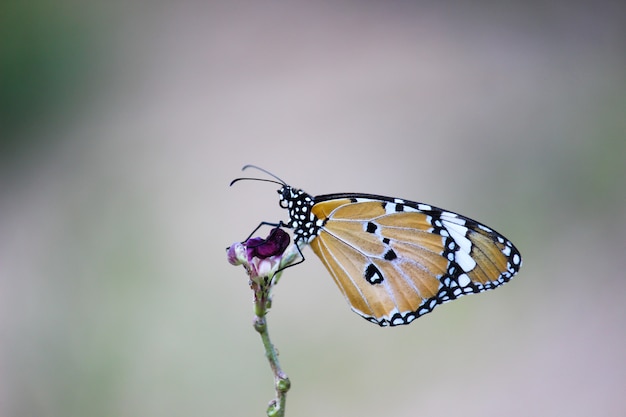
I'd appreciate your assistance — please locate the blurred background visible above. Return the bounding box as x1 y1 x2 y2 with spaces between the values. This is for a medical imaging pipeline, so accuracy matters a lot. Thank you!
1 1 625 416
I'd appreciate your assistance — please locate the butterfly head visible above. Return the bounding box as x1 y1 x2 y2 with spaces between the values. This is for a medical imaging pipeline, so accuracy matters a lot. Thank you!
230 165 322 244
277 185 320 243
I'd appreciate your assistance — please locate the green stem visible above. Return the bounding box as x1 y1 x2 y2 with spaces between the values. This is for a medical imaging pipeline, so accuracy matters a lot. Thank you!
253 277 290 417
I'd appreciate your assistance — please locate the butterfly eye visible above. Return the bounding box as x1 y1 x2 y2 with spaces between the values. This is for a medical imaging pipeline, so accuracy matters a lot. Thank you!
278 187 291 208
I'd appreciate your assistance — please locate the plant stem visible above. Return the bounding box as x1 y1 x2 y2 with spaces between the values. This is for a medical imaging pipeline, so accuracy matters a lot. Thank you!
253 276 290 417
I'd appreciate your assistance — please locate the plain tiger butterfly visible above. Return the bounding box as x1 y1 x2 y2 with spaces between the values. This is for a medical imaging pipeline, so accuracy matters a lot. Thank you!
232 165 522 327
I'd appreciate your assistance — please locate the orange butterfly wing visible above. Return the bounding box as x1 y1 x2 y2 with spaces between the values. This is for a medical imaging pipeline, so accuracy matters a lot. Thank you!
308 196 521 326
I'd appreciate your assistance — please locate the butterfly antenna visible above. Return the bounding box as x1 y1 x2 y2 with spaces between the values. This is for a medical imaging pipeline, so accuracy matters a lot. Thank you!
229 177 284 187
241 165 287 185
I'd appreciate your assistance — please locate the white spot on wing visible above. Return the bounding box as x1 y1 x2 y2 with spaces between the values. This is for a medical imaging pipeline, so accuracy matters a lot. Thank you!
384 203 396 214
405 314 417 324
392 316 404 326
444 221 471 253
455 250 477 272
478 224 492 233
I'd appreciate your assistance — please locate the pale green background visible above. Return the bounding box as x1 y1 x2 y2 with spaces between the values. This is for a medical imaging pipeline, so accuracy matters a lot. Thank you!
1 1 625 416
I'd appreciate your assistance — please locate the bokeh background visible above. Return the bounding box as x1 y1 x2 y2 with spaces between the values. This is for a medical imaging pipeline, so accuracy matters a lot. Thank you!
1 1 625 416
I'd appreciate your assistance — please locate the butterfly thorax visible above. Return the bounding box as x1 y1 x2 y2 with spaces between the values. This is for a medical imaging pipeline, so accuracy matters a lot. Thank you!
278 186 324 244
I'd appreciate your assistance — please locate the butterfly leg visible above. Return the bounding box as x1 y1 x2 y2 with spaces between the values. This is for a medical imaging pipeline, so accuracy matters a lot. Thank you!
275 242 306 273
242 220 288 242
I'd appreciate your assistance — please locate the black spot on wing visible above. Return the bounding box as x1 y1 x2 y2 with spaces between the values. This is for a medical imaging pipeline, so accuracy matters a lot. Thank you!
383 249 397 261
364 263 384 285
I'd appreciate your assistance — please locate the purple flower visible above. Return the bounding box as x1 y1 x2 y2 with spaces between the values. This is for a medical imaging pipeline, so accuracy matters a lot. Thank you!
246 228 290 259
227 228 296 280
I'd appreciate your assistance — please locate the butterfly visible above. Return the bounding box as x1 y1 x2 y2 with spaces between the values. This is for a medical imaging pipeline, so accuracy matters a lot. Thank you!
232 165 522 327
